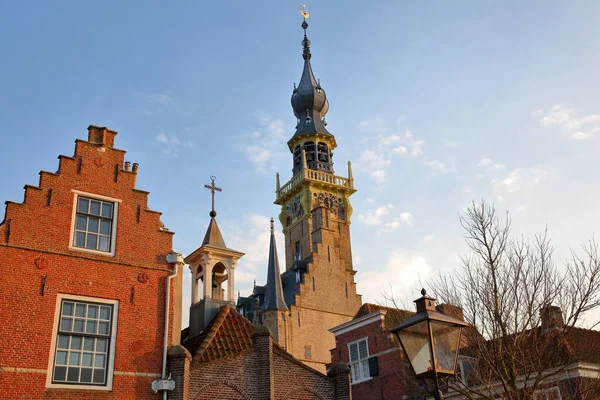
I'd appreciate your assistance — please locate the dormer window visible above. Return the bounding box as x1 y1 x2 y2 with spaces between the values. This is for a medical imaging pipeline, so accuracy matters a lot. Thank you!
305 116 312 124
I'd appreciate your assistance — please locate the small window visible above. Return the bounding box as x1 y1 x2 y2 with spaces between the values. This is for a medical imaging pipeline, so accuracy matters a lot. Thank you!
47 295 118 390
294 241 301 261
73 197 114 252
304 345 312 359
348 338 370 384
456 355 477 385
533 387 562 400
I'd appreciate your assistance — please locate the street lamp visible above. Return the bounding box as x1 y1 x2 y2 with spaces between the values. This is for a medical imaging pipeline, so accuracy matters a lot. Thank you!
391 289 468 400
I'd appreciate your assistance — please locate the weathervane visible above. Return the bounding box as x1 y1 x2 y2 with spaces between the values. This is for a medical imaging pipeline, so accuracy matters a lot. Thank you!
299 3 311 60
299 3 309 19
204 176 222 218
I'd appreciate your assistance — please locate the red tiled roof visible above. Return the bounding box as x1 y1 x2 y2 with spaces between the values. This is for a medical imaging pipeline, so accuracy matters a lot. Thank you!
353 303 414 330
564 326 600 364
183 304 254 362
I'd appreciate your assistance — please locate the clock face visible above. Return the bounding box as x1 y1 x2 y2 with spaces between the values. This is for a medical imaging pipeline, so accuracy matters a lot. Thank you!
313 192 346 221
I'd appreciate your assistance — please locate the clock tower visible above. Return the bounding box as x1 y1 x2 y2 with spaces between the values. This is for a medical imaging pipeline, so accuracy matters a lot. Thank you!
271 16 362 372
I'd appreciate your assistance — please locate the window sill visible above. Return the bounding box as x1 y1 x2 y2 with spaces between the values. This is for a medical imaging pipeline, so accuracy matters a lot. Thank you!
68 246 115 257
46 383 112 391
351 377 373 385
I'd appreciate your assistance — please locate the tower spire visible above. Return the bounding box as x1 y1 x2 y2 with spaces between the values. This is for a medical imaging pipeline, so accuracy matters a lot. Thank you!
262 218 288 311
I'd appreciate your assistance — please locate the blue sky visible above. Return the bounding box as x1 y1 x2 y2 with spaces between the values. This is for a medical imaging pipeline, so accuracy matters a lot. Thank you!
2 1 600 327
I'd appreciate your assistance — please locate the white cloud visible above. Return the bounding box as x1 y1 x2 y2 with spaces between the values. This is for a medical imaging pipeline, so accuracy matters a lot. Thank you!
422 158 454 174
366 197 376 203
356 250 431 304
359 117 387 133
423 234 434 242
156 133 187 156
238 114 287 172
479 158 493 167
492 166 548 193
358 204 393 225
538 105 600 140
444 140 458 148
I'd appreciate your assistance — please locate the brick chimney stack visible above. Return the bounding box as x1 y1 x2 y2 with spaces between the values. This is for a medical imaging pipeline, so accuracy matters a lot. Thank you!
88 125 117 148
541 305 565 332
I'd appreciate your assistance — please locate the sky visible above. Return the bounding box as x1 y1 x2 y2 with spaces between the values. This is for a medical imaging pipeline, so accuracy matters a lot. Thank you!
1 1 599 328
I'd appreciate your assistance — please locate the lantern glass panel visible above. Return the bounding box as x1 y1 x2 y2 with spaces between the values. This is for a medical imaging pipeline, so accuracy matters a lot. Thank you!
397 320 432 376
431 320 461 372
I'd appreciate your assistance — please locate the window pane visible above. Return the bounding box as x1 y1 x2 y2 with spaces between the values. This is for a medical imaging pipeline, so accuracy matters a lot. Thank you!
67 367 80 382
76 216 87 231
95 354 106 368
86 320 97 334
81 368 93 383
101 203 113 218
69 352 80 366
62 302 74 316
100 307 111 320
88 305 98 318
93 369 105 384
75 304 86 317
358 340 368 359
82 353 93 367
83 337 94 351
71 336 82 350
60 318 72 331
75 232 86 247
58 335 69 349
90 201 101 215
86 234 97 249
56 351 67 365
54 366 67 381
78 198 89 213
96 338 107 352
98 322 109 335
88 218 99 233
100 220 111 235
349 343 358 362
98 236 109 252
73 319 84 333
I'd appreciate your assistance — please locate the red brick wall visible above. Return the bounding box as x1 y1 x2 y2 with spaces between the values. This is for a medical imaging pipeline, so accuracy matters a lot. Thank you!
0 126 175 399
329 318 410 400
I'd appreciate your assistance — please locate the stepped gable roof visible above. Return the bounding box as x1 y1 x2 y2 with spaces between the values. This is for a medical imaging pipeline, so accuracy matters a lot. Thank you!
354 303 415 330
183 304 254 363
201 217 227 249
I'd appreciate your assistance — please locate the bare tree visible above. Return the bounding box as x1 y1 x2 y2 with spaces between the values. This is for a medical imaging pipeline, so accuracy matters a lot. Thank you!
431 201 600 400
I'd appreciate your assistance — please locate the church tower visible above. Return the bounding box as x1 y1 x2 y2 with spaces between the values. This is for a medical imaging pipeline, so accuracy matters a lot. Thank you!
272 14 362 372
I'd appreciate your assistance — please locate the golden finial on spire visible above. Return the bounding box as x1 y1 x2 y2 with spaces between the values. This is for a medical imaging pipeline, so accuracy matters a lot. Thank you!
299 3 310 19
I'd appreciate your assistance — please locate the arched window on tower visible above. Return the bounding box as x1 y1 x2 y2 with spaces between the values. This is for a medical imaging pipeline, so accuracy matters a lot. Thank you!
304 141 315 167
293 145 302 171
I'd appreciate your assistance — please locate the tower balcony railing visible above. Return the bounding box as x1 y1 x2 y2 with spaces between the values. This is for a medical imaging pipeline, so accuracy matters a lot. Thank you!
277 168 354 199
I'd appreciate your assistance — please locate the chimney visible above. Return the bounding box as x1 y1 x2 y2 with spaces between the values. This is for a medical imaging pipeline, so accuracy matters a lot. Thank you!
87 125 117 148
541 305 564 332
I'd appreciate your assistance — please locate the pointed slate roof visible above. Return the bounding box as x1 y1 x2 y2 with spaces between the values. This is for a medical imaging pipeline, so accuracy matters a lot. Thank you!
183 304 254 363
262 218 288 311
201 217 227 248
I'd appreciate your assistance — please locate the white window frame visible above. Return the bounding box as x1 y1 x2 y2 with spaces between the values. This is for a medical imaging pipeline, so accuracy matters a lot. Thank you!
46 294 119 391
68 190 120 256
348 337 371 384
533 386 562 400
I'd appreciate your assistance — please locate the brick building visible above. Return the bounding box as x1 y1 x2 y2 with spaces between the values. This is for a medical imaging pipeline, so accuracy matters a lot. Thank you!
237 16 362 374
0 126 184 399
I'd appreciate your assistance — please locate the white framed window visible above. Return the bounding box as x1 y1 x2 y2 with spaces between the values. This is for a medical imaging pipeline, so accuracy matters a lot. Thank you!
46 294 119 390
348 337 371 384
69 190 120 256
533 387 562 400
456 355 478 385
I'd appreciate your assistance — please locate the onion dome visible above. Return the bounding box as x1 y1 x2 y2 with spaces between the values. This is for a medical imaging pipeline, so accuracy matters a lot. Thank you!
290 20 332 138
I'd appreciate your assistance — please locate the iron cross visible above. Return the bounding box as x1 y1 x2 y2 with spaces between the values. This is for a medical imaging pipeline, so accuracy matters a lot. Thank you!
204 176 222 214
